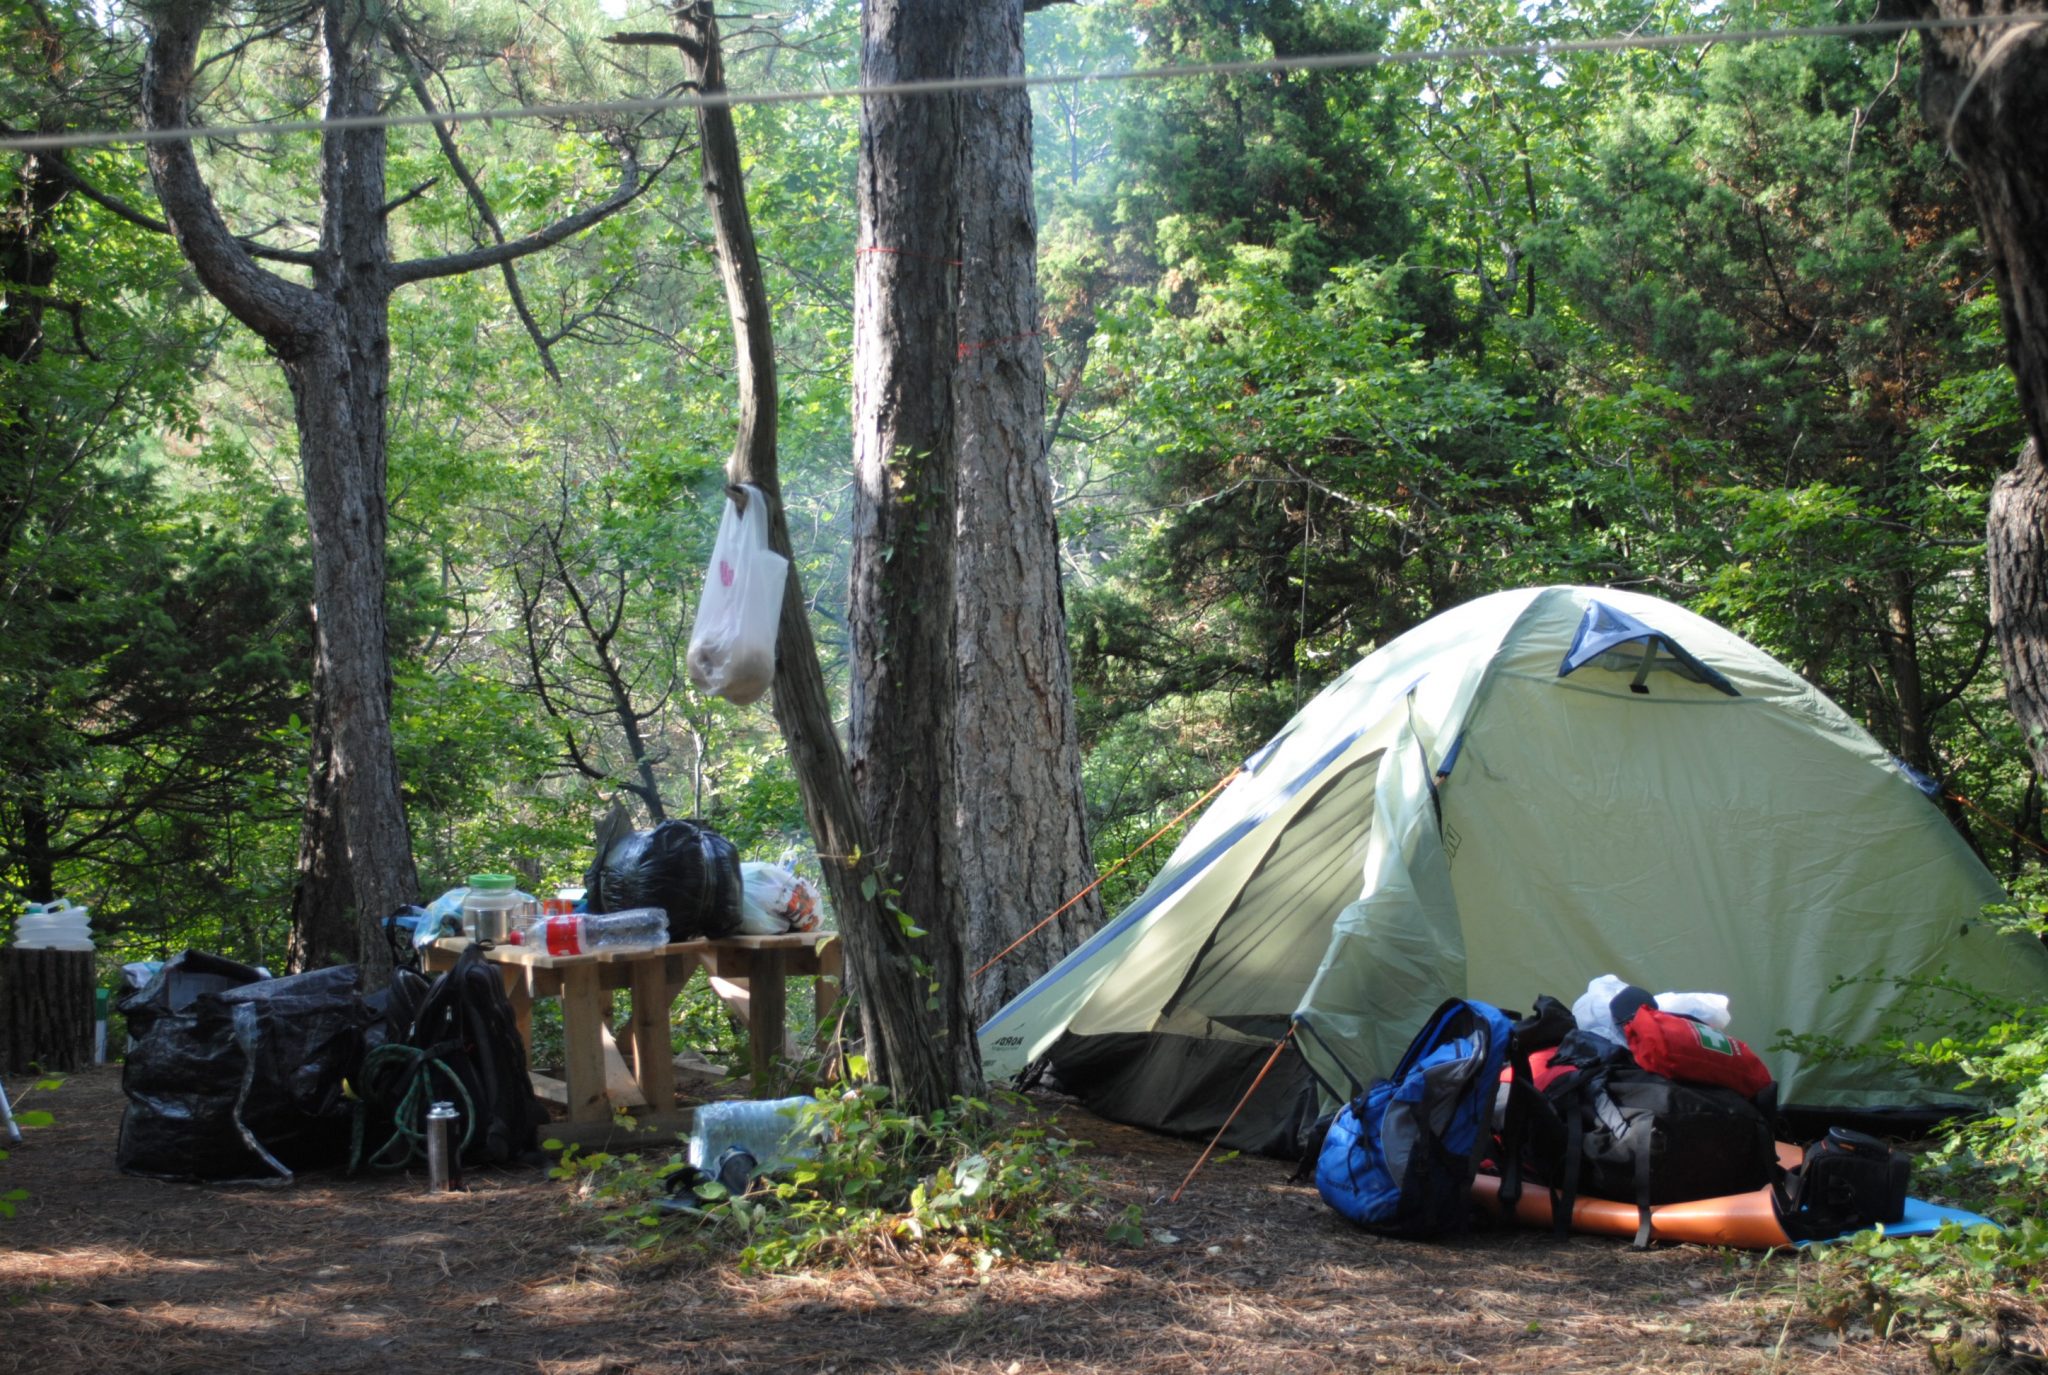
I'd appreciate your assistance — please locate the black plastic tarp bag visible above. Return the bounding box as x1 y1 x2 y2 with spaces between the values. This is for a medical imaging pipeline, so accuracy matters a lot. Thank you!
585 816 743 939
117 955 369 1184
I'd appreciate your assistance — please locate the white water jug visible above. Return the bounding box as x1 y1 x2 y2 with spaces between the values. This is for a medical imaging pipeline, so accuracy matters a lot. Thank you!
15 898 93 951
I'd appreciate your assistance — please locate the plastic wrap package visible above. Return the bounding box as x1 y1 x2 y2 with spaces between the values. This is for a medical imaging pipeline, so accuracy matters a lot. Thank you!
585 818 743 940
116 956 369 1184
737 862 822 935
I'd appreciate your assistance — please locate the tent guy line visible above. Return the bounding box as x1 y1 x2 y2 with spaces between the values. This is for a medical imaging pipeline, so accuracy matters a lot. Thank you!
1 12 2037 154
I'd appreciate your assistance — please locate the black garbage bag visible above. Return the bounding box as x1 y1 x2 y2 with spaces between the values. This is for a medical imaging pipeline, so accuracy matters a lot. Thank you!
117 955 369 1184
585 816 743 940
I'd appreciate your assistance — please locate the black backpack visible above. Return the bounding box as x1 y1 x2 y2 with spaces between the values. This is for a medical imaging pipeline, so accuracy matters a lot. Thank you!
1523 1056 1778 1247
354 943 546 1172
1773 1128 1911 1241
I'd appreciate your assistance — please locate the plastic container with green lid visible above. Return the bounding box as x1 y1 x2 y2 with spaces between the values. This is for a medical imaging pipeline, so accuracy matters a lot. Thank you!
460 873 536 945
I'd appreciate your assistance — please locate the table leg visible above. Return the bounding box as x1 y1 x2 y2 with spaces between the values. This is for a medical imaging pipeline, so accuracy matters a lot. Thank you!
628 957 676 1112
746 947 789 1091
499 964 534 1060
558 961 609 1122
814 938 842 1033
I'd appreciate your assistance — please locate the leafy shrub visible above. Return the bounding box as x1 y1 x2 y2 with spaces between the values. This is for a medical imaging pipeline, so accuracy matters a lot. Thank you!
1787 907 2048 1357
552 1084 1126 1272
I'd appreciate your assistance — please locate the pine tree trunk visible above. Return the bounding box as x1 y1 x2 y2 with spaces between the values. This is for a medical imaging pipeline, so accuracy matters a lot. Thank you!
948 0 1101 1015
144 0 418 976
1990 440 2048 767
850 0 983 1109
1914 7 2048 774
0 948 95 1074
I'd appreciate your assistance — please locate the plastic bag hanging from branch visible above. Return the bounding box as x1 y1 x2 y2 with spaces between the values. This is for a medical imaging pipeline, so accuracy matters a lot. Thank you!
687 483 788 705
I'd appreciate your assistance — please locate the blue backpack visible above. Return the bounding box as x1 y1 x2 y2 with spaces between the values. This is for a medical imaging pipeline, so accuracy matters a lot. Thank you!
1315 998 1523 1236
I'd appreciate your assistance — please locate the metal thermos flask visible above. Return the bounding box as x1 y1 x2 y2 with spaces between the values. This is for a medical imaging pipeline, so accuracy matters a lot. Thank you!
426 1100 463 1191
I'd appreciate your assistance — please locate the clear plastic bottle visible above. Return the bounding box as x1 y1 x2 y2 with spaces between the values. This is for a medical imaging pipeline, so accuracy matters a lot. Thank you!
687 1095 814 1172
531 907 670 957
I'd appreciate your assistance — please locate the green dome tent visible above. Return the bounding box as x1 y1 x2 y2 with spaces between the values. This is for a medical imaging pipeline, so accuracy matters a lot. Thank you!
980 586 2048 1157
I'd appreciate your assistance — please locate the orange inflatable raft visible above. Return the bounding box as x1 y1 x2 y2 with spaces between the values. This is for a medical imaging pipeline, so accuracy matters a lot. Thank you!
1470 1143 1803 1249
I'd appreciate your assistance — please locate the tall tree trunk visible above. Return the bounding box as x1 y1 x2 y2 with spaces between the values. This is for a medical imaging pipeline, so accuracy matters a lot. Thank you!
850 0 983 1108
1 155 65 909
641 4 928 1096
145 0 418 975
286 2 416 977
1912 7 2048 774
948 0 1100 1015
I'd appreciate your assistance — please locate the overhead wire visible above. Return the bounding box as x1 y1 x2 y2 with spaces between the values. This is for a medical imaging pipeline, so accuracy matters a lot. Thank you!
1 12 2041 154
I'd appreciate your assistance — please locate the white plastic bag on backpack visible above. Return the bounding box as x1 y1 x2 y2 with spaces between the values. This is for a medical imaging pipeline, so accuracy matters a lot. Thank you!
687 484 788 705
737 861 822 934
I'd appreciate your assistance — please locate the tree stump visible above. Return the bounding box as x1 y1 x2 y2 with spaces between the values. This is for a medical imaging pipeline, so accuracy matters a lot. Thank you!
0 948 95 1074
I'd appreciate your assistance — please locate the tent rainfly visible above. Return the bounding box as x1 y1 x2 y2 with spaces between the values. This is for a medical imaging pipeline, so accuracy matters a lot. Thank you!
979 586 2048 1157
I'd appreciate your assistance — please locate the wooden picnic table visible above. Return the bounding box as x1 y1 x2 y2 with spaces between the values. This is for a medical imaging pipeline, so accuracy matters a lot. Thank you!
424 930 841 1124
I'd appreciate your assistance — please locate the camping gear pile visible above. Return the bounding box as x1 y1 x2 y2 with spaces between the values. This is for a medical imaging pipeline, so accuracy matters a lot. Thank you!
116 945 543 1184
1311 978 1913 1249
979 586 2048 1154
116 953 368 1184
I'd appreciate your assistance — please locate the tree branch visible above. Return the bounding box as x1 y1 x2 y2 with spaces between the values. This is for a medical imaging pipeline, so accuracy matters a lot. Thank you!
389 24 561 381
389 141 665 286
36 150 320 268
380 176 441 217
139 7 324 339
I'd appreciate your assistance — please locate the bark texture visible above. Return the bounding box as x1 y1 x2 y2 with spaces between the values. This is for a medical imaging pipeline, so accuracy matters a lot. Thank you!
947 0 1101 1014
650 4 928 1099
1914 6 2048 774
144 0 416 977
851 0 1100 1077
0 948 95 1074
850 0 983 1106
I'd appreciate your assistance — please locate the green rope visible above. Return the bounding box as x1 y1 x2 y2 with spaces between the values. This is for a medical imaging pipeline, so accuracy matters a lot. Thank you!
350 1041 481 1173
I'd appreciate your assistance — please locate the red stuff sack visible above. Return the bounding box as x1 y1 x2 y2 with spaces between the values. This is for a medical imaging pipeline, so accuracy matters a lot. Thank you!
1500 1046 1578 1093
1623 1005 1774 1099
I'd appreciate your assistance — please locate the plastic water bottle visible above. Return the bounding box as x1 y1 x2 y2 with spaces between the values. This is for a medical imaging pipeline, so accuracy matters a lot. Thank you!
687 1095 814 1172
531 907 670 957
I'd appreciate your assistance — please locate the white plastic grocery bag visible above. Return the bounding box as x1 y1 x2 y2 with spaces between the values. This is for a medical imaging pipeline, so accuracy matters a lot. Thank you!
687 484 788 705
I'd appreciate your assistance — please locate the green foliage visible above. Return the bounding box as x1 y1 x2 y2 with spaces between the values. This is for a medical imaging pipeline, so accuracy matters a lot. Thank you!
557 1087 1120 1272
1785 904 2048 1350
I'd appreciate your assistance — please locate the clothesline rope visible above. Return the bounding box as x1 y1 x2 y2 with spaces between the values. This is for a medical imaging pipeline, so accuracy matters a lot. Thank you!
3 13 2038 153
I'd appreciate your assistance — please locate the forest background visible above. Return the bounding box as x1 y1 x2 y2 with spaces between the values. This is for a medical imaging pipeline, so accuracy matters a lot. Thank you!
2 0 2039 994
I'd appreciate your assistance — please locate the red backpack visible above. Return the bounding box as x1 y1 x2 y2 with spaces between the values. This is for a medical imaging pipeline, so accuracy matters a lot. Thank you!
1623 1005 1774 1099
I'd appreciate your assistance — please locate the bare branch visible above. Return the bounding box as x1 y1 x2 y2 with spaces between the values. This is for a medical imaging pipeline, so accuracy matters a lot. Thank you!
389 24 562 381
389 139 667 286
35 150 320 267
379 176 441 217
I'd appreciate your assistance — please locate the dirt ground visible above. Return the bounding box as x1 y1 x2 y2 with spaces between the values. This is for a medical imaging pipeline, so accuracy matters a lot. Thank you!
1 1066 1940 1375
